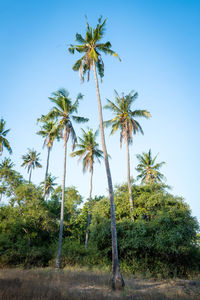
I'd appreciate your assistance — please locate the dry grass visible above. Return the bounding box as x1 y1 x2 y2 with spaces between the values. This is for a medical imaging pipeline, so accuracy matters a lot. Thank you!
0 267 200 299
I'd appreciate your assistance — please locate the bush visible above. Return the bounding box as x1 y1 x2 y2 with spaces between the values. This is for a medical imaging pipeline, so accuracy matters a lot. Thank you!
90 215 200 277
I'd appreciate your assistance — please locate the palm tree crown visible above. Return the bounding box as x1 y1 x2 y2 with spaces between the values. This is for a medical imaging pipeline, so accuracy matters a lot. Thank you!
37 120 60 150
136 149 166 184
21 149 42 182
0 118 12 156
71 128 103 172
104 90 151 146
68 17 120 81
41 173 57 198
46 89 88 147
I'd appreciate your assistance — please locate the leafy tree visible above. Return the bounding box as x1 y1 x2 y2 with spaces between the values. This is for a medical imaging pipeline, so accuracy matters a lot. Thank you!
69 17 124 289
136 149 165 184
0 158 23 202
104 90 151 219
0 183 57 267
45 89 88 268
21 149 42 183
71 128 103 248
89 183 200 277
37 120 60 197
0 118 12 156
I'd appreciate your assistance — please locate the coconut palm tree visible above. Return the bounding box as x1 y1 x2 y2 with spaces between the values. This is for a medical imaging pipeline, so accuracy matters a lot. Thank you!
68 17 124 289
21 149 42 183
40 173 57 199
45 88 88 268
37 120 60 197
104 90 151 219
136 149 166 184
0 118 12 156
70 128 103 248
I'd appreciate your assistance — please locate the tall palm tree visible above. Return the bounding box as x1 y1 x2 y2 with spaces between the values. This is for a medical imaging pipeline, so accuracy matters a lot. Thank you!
45 88 88 268
136 149 166 184
40 173 57 199
70 128 103 248
0 118 12 156
104 90 151 219
69 17 124 289
37 120 60 197
21 149 42 183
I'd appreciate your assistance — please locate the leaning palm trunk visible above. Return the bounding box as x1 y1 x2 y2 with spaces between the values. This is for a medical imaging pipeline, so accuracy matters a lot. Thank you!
85 166 93 249
125 128 134 221
56 128 68 268
93 61 124 290
44 147 51 198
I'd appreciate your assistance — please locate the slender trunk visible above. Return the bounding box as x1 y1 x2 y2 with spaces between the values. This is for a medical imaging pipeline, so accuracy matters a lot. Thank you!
125 127 134 221
29 166 32 183
85 166 93 249
93 61 124 290
55 128 68 268
44 147 51 199
146 168 150 184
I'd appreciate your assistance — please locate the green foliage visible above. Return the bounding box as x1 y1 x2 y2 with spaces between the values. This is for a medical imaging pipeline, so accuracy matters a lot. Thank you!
0 184 57 267
89 184 200 277
0 162 199 278
61 237 87 266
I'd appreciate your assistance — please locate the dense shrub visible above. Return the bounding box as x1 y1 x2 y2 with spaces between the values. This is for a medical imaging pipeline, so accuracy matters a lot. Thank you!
89 184 200 277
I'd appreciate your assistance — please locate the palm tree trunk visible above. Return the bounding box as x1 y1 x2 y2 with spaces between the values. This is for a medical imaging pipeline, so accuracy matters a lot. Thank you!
85 166 93 249
93 61 124 290
55 128 68 268
44 147 50 198
29 166 32 183
125 128 134 221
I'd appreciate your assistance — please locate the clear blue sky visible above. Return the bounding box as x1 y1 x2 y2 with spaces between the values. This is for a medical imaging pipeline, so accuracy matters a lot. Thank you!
1 0 200 222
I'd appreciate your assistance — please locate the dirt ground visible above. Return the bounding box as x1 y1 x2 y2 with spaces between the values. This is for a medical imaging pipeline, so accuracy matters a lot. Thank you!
0 268 200 299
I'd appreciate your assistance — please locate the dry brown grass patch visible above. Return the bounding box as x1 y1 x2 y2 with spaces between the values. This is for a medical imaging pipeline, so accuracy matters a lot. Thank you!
0 268 200 299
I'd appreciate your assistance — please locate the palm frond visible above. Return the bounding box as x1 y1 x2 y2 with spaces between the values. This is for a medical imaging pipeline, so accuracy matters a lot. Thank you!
75 33 86 44
72 116 89 123
131 110 151 119
104 99 121 113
